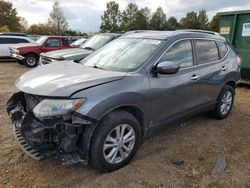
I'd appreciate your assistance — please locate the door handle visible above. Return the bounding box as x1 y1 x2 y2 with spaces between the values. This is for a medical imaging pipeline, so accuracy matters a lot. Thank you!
221 66 228 71
190 75 200 81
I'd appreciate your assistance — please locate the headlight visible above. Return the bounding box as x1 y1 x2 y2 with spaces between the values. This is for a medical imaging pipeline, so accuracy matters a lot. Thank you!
33 99 86 118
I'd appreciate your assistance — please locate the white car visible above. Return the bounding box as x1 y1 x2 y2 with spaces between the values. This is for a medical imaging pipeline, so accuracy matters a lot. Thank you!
0 35 35 58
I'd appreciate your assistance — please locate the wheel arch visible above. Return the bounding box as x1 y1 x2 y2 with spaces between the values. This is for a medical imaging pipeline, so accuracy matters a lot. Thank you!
225 80 237 89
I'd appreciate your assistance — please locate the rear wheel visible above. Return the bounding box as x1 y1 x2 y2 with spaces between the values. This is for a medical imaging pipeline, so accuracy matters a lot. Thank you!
23 54 38 68
90 110 141 172
212 85 235 119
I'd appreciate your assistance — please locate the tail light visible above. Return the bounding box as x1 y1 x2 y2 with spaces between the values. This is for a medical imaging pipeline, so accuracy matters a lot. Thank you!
236 55 241 65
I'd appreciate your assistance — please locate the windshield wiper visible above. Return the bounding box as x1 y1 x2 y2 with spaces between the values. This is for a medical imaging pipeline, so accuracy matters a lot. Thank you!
83 47 95 51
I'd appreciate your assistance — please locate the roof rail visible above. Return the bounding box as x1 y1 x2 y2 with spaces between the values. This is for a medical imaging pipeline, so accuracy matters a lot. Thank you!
0 32 27 37
178 29 220 36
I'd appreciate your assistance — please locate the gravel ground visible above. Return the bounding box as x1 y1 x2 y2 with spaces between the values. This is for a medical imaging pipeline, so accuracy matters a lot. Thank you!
0 62 250 188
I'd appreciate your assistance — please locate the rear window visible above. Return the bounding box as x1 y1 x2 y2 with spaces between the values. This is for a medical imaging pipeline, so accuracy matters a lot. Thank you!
0 37 29 44
62 38 70 46
195 40 219 65
216 41 228 59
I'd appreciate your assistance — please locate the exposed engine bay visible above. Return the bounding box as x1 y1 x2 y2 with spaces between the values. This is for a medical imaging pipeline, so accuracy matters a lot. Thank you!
7 92 97 165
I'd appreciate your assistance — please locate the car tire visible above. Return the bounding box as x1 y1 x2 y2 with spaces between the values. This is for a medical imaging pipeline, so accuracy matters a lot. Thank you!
17 60 24 65
90 110 141 172
23 54 38 68
212 85 235 119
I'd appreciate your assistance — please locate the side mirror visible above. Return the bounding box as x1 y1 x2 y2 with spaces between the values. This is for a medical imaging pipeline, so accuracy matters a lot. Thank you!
156 61 180 74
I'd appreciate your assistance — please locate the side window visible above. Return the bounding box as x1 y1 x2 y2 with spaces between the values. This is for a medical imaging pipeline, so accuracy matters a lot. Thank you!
0 37 7 44
195 40 219 64
0 38 14 44
159 40 193 68
15 38 29 43
45 39 61 47
216 41 228 59
61 38 69 46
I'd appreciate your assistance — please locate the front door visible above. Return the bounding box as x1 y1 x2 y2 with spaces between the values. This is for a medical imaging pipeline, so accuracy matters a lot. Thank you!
42 38 62 53
149 39 200 125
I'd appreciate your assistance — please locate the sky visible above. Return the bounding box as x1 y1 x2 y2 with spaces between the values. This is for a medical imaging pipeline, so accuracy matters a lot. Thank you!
8 0 250 32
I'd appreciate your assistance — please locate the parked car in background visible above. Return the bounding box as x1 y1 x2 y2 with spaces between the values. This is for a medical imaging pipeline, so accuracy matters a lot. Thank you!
7 30 241 172
70 38 87 48
10 36 72 67
39 33 121 65
0 35 35 59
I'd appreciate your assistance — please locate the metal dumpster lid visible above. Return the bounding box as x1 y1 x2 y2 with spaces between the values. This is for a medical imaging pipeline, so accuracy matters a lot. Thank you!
217 10 250 16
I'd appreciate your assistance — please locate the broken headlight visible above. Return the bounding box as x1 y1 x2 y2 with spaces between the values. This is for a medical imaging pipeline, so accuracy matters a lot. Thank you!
33 99 86 118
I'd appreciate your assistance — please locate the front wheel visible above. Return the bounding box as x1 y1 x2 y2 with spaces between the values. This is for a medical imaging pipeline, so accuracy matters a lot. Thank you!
23 54 38 68
90 110 141 172
212 85 235 119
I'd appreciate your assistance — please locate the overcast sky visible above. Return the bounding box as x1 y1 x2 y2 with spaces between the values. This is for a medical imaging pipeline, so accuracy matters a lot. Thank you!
8 0 250 32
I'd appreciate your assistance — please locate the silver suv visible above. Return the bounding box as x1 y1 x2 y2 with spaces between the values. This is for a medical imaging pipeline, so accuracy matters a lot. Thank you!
7 30 241 172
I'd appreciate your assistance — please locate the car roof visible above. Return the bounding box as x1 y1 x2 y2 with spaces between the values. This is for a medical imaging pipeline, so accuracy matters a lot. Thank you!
0 35 30 39
120 30 225 41
0 32 27 36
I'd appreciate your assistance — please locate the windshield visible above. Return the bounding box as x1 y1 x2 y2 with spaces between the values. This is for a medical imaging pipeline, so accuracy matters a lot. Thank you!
80 34 114 50
81 38 162 72
72 38 86 45
36 36 47 45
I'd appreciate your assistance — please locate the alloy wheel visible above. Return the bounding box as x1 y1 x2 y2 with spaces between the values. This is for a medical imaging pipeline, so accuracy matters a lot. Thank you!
103 124 135 164
220 91 233 115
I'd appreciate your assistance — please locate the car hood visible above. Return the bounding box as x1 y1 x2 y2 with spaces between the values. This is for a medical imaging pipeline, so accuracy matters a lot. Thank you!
40 48 93 60
16 61 126 97
10 43 38 49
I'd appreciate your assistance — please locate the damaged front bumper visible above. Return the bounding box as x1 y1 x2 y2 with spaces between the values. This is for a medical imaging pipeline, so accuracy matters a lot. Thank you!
6 92 97 165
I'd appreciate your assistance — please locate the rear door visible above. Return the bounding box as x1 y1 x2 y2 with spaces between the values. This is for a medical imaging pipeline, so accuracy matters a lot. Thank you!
149 39 201 125
42 38 62 52
194 39 228 106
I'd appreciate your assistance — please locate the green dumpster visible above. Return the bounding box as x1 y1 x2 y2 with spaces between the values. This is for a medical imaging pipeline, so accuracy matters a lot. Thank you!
217 10 250 79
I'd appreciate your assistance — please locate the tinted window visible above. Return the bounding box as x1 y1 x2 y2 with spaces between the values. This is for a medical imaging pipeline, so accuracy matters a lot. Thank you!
0 37 29 44
217 41 228 59
159 40 193 68
45 39 60 47
195 40 219 64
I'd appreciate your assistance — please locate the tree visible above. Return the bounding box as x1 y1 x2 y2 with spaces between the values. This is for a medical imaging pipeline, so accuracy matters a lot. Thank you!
0 25 10 32
150 7 167 30
179 11 199 29
209 15 219 32
180 10 209 30
197 9 209 30
166 16 179 30
19 17 28 32
135 7 151 30
100 1 121 32
120 3 140 31
0 0 21 32
48 1 68 35
27 24 53 35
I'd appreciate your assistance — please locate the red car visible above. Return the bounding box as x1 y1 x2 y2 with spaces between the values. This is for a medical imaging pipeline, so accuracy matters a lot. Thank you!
10 36 72 67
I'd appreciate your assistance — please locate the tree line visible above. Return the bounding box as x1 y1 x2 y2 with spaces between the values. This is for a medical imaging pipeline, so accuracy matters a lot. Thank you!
100 1 219 32
0 0 86 36
0 0 220 36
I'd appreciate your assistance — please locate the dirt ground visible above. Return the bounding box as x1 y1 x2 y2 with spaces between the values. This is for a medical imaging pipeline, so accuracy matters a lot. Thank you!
0 62 250 188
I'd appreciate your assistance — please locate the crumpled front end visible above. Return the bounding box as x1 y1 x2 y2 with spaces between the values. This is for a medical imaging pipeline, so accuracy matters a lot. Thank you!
6 92 96 165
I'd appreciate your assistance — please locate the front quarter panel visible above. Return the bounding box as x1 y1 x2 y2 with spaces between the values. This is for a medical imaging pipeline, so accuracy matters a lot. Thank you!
72 74 150 127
